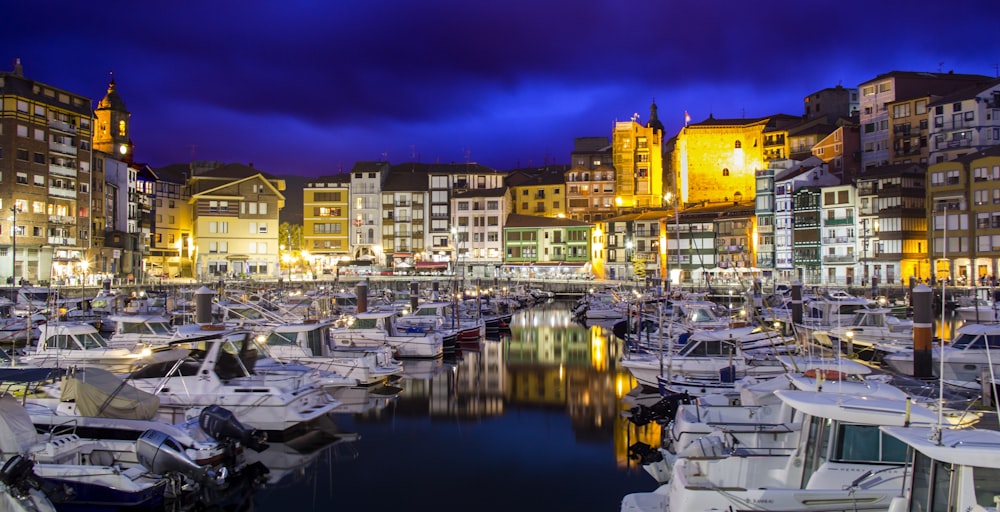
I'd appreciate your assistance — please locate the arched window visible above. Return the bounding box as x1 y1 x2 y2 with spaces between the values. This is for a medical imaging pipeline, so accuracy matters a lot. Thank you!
734 140 742 149
722 168 730 176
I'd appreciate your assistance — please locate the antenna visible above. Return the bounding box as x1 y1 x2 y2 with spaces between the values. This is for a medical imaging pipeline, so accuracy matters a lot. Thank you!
188 144 197 161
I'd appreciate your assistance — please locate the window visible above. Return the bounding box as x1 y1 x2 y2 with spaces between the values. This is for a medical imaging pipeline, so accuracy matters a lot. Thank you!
33 175 44 187
16 149 28 161
16 173 27 184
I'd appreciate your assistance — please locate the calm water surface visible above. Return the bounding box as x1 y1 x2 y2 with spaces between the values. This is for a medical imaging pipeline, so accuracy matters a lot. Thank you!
250 299 655 511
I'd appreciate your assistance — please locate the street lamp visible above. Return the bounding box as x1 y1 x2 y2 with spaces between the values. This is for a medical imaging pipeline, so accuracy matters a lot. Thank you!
9 205 21 286
625 238 634 282
79 259 89 297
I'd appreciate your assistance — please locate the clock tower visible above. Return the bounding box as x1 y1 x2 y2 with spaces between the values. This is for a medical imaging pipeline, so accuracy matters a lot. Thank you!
93 75 133 162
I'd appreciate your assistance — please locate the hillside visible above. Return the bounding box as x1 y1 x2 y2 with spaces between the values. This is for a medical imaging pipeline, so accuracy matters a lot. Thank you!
278 174 311 225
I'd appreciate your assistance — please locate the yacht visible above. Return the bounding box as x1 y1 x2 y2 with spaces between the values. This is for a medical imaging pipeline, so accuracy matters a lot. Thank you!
257 320 403 386
621 388 980 512
882 322 1000 389
882 425 1000 512
20 322 176 375
108 324 342 432
331 310 445 359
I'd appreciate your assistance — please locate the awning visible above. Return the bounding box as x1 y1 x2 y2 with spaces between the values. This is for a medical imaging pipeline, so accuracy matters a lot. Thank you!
226 254 249 261
502 262 585 267
415 261 448 269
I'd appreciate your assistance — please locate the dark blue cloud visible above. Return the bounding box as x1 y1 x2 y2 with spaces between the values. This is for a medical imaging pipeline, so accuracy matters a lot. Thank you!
2 0 998 176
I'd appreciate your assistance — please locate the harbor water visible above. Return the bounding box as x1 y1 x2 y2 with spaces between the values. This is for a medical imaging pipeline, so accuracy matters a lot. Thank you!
249 299 654 511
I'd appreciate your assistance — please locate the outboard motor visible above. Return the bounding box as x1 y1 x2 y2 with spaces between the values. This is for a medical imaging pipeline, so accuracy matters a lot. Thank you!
137 429 224 484
199 405 269 453
0 454 69 502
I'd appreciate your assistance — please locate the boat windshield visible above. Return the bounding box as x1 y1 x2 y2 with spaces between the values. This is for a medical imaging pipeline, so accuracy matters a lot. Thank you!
950 333 1000 350
352 318 379 329
148 322 173 336
265 331 298 347
77 332 110 349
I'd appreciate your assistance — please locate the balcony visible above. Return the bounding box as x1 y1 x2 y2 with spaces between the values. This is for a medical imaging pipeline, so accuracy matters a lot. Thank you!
823 217 854 226
823 254 856 264
48 186 76 199
47 236 76 246
48 215 76 225
48 141 77 155
49 163 77 177
395 201 411 207
48 119 76 133
822 236 855 244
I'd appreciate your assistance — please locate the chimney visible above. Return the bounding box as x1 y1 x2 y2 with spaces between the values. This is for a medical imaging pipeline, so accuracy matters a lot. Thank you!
13 58 23 77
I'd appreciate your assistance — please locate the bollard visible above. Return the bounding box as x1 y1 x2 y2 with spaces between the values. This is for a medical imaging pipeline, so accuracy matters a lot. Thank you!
356 280 368 313
912 284 933 378
410 280 419 312
195 286 215 325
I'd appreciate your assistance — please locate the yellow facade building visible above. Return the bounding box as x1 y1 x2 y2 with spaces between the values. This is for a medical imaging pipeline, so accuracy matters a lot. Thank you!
187 163 285 279
612 104 664 209
506 166 568 218
671 115 778 205
303 174 351 272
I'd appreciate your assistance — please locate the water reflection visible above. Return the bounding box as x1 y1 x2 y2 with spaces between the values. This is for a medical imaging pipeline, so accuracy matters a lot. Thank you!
251 299 660 511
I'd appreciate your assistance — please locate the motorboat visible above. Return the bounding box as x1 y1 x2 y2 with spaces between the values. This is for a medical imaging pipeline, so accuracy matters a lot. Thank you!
331 310 444 359
256 320 403 386
882 425 1000 512
953 297 1000 323
620 330 787 391
19 322 178 375
620 388 981 512
824 307 915 363
882 322 1000 389
396 300 486 343
0 393 236 510
105 324 343 432
104 313 179 349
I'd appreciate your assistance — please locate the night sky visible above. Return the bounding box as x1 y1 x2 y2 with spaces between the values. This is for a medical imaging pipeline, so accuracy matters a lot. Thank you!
3 1 999 177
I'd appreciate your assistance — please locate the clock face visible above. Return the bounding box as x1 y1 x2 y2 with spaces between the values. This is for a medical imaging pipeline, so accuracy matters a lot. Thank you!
119 144 128 155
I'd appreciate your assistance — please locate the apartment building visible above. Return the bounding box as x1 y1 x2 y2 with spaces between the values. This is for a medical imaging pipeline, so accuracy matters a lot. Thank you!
858 71 990 172
928 146 1000 284
506 166 568 218
0 59 96 284
148 164 193 278
303 173 350 272
348 161 389 264
926 79 1000 165
502 214 590 279
380 169 428 270
187 163 284 279
565 136 615 223
452 187 510 278
856 163 927 286
819 184 857 286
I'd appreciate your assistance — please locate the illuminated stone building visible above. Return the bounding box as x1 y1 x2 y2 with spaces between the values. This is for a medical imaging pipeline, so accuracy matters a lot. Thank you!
0 58 94 284
671 115 781 206
612 101 664 210
303 173 350 273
